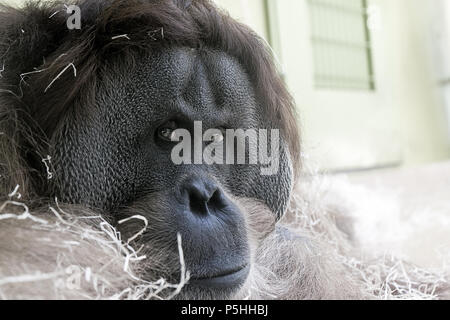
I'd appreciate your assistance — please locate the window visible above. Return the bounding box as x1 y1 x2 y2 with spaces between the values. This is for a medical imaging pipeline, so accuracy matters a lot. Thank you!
308 0 375 90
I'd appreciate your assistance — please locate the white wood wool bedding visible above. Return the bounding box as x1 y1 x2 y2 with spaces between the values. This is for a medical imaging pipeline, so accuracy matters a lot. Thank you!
0 172 449 300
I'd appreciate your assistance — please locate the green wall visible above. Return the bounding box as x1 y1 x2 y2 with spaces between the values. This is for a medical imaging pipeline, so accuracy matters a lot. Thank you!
219 0 450 170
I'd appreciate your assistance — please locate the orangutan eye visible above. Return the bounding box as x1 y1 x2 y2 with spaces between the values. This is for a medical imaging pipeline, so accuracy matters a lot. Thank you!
210 132 224 144
157 121 178 142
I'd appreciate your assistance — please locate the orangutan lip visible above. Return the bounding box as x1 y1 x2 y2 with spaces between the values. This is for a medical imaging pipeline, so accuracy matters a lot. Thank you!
190 264 250 288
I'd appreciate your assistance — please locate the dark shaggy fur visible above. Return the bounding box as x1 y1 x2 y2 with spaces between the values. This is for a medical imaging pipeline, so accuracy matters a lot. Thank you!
0 0 300 202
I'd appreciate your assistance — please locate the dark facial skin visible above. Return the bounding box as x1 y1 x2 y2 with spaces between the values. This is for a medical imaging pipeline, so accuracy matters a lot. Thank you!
50 46 293 299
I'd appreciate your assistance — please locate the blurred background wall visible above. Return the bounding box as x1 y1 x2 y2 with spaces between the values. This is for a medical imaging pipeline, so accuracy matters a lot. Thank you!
215 0 450 172
4 0 450 172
